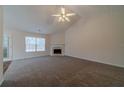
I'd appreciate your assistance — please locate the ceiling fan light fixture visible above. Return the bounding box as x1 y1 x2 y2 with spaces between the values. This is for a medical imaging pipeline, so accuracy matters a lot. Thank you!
65 17 70 22
61 7 65 15
66 13 76 16
58 17 62 22
52 6 76 22
52 14 61 17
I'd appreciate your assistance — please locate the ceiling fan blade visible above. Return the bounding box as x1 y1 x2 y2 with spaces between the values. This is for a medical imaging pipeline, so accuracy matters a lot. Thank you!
61 7 65 15
58 17 65 22
66 13 76 16
61 18 65 22
65 17 70 22
58 17 62 22
52 14 61 17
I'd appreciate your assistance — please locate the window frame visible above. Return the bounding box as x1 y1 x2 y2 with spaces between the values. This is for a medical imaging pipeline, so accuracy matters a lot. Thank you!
36 38 45 52
25 36 46 52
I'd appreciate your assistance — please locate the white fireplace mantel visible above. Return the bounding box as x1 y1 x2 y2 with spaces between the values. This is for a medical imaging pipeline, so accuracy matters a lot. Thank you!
50 44 65 56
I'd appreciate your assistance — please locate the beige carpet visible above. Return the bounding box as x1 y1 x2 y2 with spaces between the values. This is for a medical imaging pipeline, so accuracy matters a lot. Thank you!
3 61 11 73
1 56 124 87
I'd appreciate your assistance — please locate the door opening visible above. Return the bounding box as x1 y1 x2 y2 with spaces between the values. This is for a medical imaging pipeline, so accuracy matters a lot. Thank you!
3 35 12 62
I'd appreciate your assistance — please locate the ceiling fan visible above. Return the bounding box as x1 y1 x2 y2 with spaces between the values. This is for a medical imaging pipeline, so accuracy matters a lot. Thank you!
52 7 76 22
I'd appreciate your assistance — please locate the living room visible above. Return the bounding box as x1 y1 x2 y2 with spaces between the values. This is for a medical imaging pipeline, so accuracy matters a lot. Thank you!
0 5 124 87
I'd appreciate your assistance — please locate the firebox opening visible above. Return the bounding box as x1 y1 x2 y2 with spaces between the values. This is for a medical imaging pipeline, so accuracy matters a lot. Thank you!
53 49 62 54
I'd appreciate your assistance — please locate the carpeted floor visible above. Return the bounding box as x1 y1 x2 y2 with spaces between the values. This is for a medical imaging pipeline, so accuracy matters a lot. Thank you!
3 61 12 74
1 56 124 87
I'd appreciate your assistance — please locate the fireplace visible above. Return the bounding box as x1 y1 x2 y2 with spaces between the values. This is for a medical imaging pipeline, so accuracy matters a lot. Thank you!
53 49 62 54
51 44 64 56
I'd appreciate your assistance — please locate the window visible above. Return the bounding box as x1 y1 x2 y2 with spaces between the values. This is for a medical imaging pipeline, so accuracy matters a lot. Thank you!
36 38 45 51
25 37 45 52
25 37 36 52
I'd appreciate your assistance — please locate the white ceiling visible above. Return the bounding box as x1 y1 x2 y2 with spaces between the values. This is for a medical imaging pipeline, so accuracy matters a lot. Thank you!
3 5 124 34
4 5 79 34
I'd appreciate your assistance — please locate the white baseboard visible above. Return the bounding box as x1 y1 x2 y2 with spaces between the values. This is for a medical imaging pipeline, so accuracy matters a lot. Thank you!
12 55 50 61
65 54 124 68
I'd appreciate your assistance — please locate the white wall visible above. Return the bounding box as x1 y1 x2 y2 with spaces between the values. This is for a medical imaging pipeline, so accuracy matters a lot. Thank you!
4 28 65 61
4 29 51 60
65 12 124 67
0 6 3 85
50 31 65 45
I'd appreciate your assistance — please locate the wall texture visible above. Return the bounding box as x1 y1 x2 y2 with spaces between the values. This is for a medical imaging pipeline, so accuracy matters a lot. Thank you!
0 6 3 85
4 29 51 60
65 11 124 67
50 31 65 45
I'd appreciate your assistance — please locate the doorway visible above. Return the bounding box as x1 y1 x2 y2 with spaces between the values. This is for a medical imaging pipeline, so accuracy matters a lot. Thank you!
3 34 12 73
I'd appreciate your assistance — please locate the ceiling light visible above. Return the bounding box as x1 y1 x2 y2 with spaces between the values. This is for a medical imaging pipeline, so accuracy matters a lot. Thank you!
52 6 75 22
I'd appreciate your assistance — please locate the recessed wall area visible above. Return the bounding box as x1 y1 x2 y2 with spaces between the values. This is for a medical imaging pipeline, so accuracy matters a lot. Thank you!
50 31 65 45
50 31 65 56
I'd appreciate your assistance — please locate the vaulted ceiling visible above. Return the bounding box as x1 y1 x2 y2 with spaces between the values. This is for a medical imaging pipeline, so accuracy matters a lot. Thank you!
3 5 124 34
3 5 79 34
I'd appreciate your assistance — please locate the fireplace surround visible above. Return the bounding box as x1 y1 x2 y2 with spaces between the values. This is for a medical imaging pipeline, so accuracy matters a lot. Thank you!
50 44 64 56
